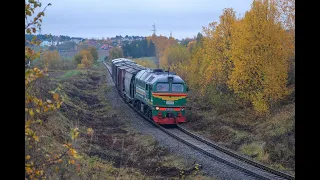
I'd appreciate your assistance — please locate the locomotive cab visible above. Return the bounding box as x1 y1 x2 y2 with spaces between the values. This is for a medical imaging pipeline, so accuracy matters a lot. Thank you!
133 67 188 125
150 76 187 124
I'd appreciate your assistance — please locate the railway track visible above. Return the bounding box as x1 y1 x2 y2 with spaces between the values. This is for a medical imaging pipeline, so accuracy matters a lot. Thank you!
102 61 295 180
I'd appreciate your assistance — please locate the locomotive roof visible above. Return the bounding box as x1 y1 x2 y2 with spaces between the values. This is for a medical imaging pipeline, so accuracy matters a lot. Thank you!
112 58 134 63
136 69 185 84
114 61 136 67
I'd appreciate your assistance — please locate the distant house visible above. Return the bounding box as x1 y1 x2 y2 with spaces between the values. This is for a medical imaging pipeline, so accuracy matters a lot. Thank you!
71 38 83 44
100 44 113 50
40 40 51 47
40 40 59 46
87 40 98 47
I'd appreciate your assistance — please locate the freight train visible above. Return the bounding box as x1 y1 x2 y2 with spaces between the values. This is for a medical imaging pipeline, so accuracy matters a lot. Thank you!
110 58 188 124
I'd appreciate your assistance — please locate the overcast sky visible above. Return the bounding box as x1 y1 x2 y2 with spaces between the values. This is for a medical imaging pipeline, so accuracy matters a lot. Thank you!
37 0 253 39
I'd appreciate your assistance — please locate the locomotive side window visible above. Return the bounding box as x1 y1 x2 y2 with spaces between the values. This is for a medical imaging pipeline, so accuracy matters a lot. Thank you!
156 83 169 92
172 84 184 92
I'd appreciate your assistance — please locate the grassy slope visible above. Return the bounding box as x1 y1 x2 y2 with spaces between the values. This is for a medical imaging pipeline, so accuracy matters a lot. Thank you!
184 92 295 175
31 63 212 179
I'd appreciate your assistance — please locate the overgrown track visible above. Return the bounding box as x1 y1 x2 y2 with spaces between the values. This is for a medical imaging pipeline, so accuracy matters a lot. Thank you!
102 62 294 180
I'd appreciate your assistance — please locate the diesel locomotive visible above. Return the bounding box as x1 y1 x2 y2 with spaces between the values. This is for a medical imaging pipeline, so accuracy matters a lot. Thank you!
110 58 188 124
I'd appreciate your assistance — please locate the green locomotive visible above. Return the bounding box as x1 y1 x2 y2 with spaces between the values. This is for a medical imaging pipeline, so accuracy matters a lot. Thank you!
111 58 188 124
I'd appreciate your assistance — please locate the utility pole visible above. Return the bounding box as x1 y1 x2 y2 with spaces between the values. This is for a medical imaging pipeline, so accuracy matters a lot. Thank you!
151 22 156 36
170 31 172 38
151 22 159 68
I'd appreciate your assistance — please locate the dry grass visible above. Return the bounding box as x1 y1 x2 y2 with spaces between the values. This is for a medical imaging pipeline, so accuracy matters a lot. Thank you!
28 62 214 179
184 92 295 174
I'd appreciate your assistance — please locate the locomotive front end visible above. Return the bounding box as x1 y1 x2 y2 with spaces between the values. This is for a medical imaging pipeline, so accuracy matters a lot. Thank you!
151 77 187 124
151 92 187 124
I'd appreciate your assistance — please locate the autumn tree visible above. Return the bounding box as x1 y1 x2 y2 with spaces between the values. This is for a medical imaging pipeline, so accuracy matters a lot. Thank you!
108 47 124 61
276 0 295 86
40 50 62 70
176 8 238 96
160 44 190 69
164 43 203 92
26 1 81 179
74 45 98 64
201 8 237 93
88 46 99 62
74 49 94 65
196 32 204 46
73 53 83 64
184 46 207 92
78 54 93 69
147 35 178 67
76 50 94 69
228 0 292 113
180 37 194 47
186 40 197 53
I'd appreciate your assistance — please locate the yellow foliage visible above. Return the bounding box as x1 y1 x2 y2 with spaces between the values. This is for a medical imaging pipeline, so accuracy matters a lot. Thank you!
152 1 294 114
87 127 93 136
77 50 94 69
69 159 75 164
228 0 291 112
77 63 85 69
53 93 59 100
198 8 237 93
70 127 80 140
160 44 190 69
25 2 77 177
147 35 178 66
40 50 62 70
187 40 196 52
252 93 269 113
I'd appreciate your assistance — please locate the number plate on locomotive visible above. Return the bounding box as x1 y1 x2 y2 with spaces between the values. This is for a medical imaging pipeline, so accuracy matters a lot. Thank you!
166 100 174 105
166 108 174 111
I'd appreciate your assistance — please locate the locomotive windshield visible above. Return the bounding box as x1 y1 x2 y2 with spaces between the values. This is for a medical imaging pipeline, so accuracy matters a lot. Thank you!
172 84 184 92
156 83 169 92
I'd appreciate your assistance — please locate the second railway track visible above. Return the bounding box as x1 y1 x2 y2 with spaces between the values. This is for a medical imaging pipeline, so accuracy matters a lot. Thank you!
103 61 295 180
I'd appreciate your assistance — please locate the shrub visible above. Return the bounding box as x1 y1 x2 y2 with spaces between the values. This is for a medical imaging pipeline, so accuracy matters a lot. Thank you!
39 50 63 70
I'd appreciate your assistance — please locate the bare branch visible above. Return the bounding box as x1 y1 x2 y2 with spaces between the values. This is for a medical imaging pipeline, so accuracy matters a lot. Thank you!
25 3 51 30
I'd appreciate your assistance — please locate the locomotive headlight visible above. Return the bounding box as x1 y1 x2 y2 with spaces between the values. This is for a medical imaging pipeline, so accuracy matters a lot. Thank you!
156 107 159 110
181 107 185 111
